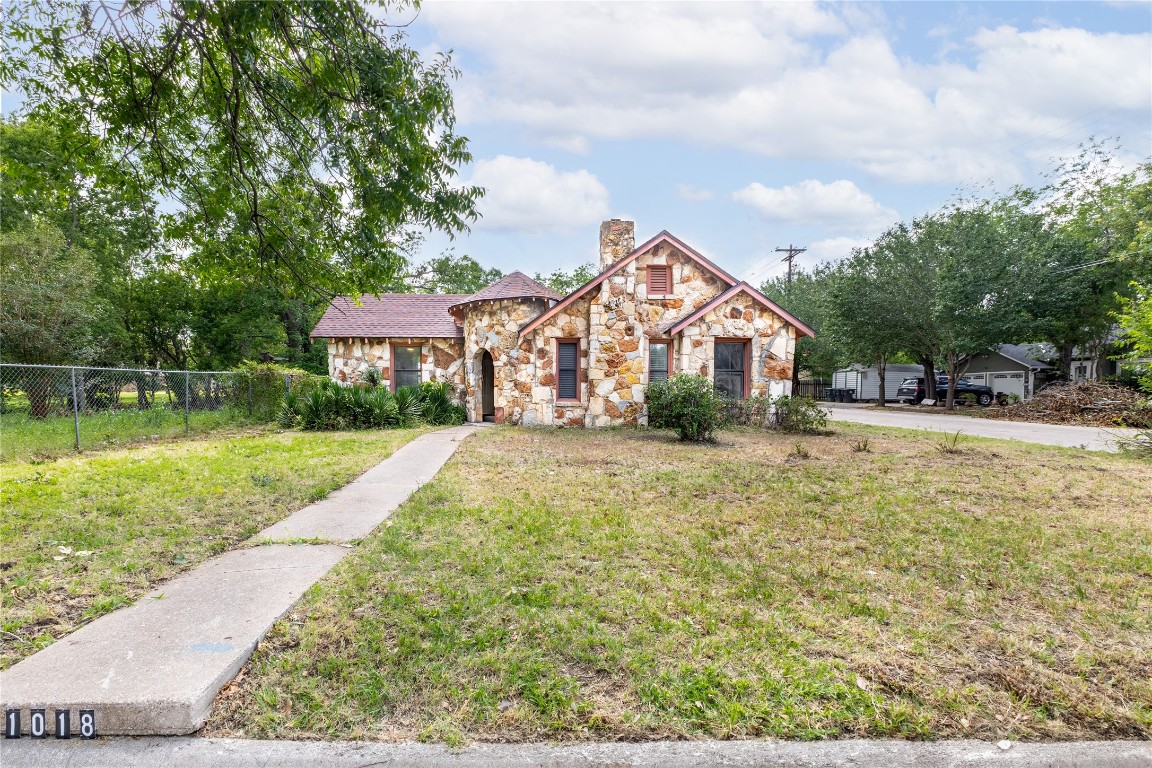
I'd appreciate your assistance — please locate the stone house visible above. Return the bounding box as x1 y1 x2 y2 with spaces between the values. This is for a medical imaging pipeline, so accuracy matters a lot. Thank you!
311 220 815 426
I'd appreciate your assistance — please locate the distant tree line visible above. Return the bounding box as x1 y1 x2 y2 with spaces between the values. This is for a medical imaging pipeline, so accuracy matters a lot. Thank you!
762 143 1151 409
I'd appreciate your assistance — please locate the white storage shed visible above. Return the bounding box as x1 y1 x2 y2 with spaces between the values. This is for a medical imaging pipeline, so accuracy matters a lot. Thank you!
830 364 924 402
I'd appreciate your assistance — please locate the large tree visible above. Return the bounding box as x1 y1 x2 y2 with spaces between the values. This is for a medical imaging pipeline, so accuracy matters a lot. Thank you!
1033 145 1151 377
824 250 905 406
760 265 849 380
0 225 107 415
3 0 481 297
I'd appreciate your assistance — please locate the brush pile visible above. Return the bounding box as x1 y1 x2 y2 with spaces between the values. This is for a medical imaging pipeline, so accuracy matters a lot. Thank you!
980 382 1152 428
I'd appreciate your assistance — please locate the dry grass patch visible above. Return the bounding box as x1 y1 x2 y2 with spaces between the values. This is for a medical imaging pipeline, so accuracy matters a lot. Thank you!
1 427 430 668
208 425 1152 744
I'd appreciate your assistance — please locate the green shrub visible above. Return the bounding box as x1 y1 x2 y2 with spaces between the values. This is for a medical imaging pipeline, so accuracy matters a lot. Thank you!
769 395 829 433
646 374 726 442
278 378 465 431
419 381 466 425
232 361 316 420
723 394 828 434
362 367 383 388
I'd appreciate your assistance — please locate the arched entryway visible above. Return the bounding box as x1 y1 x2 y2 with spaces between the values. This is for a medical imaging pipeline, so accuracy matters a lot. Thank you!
480 350 495 423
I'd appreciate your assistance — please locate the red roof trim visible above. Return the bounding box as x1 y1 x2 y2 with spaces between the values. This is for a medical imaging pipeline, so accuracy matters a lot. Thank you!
519 231 738 337
664 282 816 338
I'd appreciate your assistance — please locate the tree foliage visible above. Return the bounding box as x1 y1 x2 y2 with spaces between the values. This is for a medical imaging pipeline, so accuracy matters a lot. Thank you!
3 0 481 297
401 251 503 294
535 263 597 296
0 225 105 365
761 266 849 379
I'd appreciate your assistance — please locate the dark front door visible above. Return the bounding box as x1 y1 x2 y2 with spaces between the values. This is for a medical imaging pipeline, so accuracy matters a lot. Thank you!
481 351 495 422
714 341 748 399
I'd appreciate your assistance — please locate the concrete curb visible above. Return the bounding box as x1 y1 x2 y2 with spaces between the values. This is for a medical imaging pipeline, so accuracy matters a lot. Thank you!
0 425 478 736
1 736 1149 767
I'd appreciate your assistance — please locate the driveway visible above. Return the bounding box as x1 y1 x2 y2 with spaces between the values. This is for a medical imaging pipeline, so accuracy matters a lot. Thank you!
825 403 1138 452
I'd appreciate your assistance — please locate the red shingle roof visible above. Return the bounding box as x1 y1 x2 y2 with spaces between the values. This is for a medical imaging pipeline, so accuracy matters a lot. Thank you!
448 271 560 314
310 294 470 340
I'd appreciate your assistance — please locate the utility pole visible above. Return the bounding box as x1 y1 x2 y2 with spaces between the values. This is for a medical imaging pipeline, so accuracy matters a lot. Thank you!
775 244 806 284
774 244 807 395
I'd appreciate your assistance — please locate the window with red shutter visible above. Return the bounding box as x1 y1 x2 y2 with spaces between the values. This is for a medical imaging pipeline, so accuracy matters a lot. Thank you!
647 265 671 295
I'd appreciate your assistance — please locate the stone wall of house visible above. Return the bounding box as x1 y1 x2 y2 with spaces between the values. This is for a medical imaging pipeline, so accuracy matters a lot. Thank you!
676 293 795 399
327 337 466 397
460 297 553 425
519 297 592 427
585 241 730 426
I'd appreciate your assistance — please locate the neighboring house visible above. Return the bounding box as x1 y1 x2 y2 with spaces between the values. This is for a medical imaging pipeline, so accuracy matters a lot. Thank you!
962 344 1052 400
831 343 1053 402
311 220 815 426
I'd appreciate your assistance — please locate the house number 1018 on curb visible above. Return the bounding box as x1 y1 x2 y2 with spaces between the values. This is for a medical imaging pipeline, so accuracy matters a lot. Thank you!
5 709 95 738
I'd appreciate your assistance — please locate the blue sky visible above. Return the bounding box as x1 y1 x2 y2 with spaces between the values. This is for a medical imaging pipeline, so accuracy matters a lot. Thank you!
403 1 1151 284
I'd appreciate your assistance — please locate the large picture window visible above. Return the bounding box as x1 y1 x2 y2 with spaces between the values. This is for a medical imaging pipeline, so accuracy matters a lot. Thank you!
391 345 421 390
714 340 747 399
557 340 579 400
648 340 670 383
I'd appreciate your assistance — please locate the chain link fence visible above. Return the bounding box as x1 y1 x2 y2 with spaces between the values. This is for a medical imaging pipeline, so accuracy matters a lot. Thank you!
0 363 318 459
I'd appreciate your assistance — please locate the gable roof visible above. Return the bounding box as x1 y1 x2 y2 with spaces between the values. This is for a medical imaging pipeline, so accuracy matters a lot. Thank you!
660 282 816 338
990 343 1053 370
448 271 560 316
310 294 469 340
519 230 739 337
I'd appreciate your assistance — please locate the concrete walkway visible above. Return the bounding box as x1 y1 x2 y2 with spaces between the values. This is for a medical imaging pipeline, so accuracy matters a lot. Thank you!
0 425 478 737
825 403 1138 452
2 736 1148 767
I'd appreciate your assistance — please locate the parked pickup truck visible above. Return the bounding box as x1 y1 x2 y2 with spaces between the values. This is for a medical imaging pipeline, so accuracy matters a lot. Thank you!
896 376 996 406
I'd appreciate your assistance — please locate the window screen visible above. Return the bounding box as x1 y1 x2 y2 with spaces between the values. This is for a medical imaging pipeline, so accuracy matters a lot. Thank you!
392 346 421 390
557 341 579 400
714 341 746 399
649 341 670 383
647 265 671 295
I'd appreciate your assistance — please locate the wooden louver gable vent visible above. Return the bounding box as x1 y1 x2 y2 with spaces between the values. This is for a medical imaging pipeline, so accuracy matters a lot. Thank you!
557 341 579 400
647 265 671 295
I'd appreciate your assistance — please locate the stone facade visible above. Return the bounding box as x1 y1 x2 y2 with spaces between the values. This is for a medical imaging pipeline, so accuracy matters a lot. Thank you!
328 337 466 398
459 297 555 425
316 222 813 428
676 291 795 399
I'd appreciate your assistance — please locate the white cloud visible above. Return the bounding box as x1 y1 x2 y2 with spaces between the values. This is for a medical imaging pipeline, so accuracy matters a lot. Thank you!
806 236 872 264
424 3 1151 185
469 156 610 235
732 179 898 234
675 183 714 202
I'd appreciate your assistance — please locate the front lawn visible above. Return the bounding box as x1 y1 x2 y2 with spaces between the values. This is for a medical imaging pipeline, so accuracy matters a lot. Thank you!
208 425 1152 743
0 427 430 669
0 408 263 461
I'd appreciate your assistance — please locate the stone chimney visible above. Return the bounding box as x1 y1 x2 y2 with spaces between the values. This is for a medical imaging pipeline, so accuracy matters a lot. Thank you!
599 219 635 271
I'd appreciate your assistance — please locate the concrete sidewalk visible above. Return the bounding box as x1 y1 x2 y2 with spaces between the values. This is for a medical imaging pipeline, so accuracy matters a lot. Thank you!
1 736 1148 767
825 403 1137 452
0 425 478 737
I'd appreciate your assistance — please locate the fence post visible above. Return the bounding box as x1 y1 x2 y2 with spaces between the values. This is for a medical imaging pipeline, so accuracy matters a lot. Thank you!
247 375 253 417
184 371 191 433
284 373 291 399
70 366 81 451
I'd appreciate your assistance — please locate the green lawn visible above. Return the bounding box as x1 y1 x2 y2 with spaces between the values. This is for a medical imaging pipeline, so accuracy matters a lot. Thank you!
0 427 430 669
0 408 261 461
208 425 1152 744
